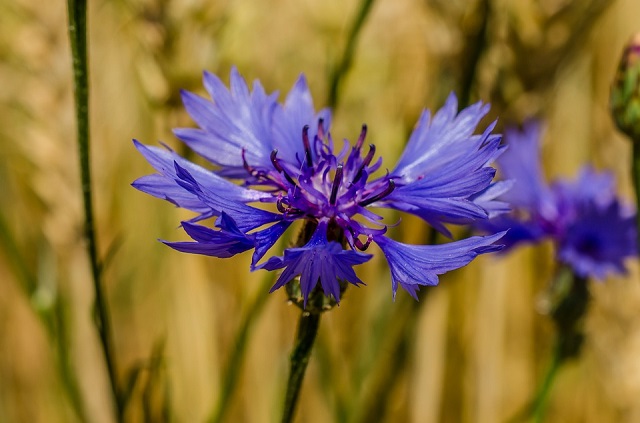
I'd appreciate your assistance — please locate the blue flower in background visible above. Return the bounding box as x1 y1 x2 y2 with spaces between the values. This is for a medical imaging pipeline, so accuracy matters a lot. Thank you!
133 68 507 305
480 123 637 279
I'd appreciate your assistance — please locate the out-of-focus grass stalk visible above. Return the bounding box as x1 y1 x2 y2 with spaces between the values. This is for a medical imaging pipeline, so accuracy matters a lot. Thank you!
327 0 377 110
281 310 322 423
0 212 87 421
350 297 420 423
505 343 562 423
530 345 562 423
344 1 492 416
0 212 36 292
208 272 275 423
66 0 122 420
53 294 90 422
282 0 379 417
458 0 490 108
507 268 589 423
633 145 640 247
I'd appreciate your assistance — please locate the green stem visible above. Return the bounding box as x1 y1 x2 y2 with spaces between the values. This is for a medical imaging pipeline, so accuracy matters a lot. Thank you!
66 1 122 420
281 311 322 423
208 274 274 423
632 143 640 249
327 0 377 110
505 343 563 423
0 214 87 420
506 269 588 423
54 297 90 423
0 211 37 292
351 297 420 423
531 343 562 423
457 0 490 108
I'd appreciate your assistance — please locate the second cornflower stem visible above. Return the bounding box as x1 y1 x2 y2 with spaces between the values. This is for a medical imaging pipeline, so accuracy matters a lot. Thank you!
327 0 377 109
632 142 640 249
281 311 322 423
530 343 563 423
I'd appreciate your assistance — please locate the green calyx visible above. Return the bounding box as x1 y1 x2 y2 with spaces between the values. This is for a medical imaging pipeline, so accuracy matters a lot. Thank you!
611 34 640 142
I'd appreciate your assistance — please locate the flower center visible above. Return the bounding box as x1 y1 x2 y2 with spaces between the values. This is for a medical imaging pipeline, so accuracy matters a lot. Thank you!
242 119 396 251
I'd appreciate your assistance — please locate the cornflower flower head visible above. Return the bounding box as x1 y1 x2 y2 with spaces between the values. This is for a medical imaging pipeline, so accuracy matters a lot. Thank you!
480 122 637 279
133 68 507 307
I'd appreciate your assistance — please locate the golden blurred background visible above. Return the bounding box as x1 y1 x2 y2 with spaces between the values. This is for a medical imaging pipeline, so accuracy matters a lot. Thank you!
1 0 640 422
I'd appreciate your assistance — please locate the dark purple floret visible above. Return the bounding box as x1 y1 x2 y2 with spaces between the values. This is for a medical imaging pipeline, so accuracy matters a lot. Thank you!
479 123 637 279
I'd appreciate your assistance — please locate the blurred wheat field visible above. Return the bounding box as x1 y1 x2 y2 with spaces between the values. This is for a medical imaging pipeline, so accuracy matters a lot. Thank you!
1 0 640 422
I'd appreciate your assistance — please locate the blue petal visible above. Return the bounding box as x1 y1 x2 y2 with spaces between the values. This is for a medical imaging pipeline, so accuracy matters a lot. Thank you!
174 67 279 174
172 161 282 231
497 123 555 212
391 93 493 182
132 174 212 214
552 166 617 212
476 215 546 250
251 220 293 265
381 98 504 230
133 140 268 204
257 221 371 307
272 75 331 165
469 180 514 218
558 200 636 280
374 232 506 299
162 213 254 258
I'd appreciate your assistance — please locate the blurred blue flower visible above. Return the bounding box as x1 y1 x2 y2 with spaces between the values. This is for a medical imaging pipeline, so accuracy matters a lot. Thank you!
133 68 507 305
480 123 637 279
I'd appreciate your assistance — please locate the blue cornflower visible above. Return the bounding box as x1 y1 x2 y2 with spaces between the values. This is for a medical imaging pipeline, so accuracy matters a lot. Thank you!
133 68 507 306
480 123 637 279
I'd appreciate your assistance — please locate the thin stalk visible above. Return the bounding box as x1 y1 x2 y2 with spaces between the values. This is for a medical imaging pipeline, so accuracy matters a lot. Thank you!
208 273 274 423
0 215 87 420
531 343 562 423
351 297 420 423
54 297 90 423
458 0 490 108
327 0 377 110
506 269 588 423
66 1 122 420
281 311 322 423
506 342 563 423
632 143 640 249
0 211 37 292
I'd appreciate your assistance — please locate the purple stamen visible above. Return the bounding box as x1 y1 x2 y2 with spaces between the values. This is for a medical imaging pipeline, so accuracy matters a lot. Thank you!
317 118 325 140
353 235 373 251
347 226 373 251
355 124 367 150
302 125 313 168
330 164 344 206
270 149 297 186
353 143 376 183
242 148 255 175
276 197 288 213
359 179 395 207
276 196 303 216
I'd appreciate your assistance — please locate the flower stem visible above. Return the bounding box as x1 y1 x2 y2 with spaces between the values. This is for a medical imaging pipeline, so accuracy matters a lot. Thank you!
506 268 588 423
351 297 420 423
66 1 122 420
208 273 274 423
327 0 377 109
530 342 562 423
281 310 322 423
505 343 562 423
632 142 640 249
458 0 490 108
